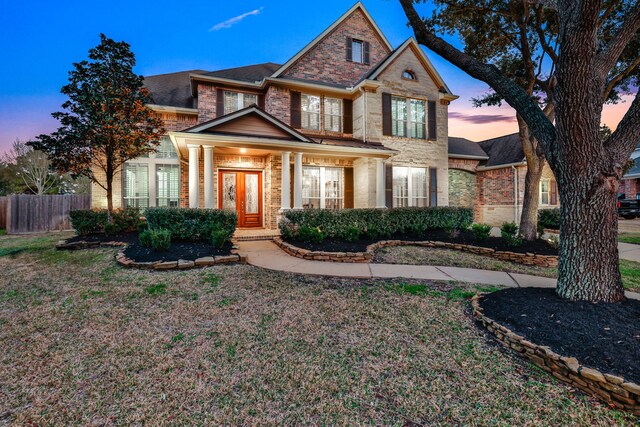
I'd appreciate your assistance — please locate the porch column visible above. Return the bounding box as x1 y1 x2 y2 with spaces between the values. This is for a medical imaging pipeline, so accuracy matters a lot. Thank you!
281 151 291 210
293 152 303 210
188 145 200 208
203 146 214 208
376 158 386 208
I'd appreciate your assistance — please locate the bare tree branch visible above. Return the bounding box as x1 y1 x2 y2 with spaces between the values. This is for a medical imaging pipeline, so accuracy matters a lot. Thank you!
603 56 640 99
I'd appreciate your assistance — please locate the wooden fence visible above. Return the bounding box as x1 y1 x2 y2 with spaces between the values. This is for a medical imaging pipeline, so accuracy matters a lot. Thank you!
4 194 90 234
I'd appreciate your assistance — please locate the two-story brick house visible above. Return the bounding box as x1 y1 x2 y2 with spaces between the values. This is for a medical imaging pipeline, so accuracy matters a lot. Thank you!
91 2 458 229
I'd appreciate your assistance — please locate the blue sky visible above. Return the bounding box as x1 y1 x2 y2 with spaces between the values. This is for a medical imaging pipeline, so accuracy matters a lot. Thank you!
0 0 630 154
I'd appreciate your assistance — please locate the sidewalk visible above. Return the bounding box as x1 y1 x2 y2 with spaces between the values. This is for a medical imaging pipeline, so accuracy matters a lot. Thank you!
619 242 640 262
237 240 639 300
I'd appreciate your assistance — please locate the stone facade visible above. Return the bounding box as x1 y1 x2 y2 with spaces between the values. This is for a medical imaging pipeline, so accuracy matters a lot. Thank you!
280 8 390 87
448 169 476 209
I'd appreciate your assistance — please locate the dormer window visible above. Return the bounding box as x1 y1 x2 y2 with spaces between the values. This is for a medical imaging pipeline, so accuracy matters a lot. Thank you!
346 37 370 64
402 70 417 80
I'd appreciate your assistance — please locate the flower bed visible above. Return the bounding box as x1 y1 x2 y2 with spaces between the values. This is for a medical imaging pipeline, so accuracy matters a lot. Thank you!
275 237 558 267
473 288 640 414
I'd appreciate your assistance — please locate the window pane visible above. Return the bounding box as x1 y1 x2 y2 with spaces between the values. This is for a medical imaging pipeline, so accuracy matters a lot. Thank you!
243 93 258 107
224 91 239 115
124 163 149 209
540 179 550 204
222 173 237 210
156 136 178 159
324 98 342 132
352 40 363 63
302 95 321 130
412 168 428 207
393 167 409 208
302 167 321 208
410 99 426 139
325 167 343 210
392 97 407 137
156 164 179 207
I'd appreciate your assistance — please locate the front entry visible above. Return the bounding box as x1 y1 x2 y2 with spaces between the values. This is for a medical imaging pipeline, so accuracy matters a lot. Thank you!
219 170 263 228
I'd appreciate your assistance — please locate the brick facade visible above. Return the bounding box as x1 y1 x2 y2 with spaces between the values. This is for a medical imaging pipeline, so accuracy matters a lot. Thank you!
153 112 198 132
620 178 640 199
197 83 217 123
264 86 291 126
280 9 390 87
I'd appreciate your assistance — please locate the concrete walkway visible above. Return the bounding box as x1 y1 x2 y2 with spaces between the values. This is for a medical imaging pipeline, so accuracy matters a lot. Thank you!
237 240 639 300
619 242 640 262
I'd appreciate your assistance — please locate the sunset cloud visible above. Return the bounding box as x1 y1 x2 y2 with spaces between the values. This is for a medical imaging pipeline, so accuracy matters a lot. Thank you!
209 8 264 31
449 111 515 124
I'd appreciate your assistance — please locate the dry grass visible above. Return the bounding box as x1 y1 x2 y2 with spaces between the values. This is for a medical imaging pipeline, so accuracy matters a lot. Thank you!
0 233 637 425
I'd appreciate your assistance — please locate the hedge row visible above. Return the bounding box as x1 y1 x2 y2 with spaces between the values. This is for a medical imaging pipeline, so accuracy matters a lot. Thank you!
145 207 237 242
538 208 560 230
70 208 141 236
279 207 473 240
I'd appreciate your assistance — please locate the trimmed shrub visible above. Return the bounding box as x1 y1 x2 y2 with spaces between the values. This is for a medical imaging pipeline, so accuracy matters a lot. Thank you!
342 226 361 242
471 223 491 242
501 222 523 246
298 225 325 243
145 208 237 242
103 222 117 236
70 208 140 235
139 229 153 247
279 207 473 241
211 228 233 249
150 228 171 251
538 208 560 230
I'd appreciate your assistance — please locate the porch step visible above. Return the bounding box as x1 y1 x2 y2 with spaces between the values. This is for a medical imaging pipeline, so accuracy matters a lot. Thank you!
233 230 280 241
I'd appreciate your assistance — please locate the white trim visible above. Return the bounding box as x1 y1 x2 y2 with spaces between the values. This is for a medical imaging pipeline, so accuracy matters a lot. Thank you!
271 2 392 78
476 161 526 171
185 106 314 143
147 104 198 115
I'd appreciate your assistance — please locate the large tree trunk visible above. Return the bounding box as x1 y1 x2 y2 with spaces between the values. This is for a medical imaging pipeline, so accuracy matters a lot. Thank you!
519 158 544 240
106 162 114 223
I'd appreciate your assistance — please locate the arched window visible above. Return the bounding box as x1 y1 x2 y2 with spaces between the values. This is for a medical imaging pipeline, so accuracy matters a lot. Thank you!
402 70 417 80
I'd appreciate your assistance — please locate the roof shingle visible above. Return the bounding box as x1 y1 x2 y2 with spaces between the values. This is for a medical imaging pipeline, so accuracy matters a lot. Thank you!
448 137 488 159
143 70 205 109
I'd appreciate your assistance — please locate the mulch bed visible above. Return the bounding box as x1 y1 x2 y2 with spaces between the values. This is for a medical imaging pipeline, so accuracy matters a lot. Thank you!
286 229 557 255
67 232 232 262
479 288 640 384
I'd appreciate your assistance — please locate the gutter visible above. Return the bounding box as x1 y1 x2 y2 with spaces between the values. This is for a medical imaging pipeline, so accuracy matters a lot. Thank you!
476 160 526 172
448 154 490 160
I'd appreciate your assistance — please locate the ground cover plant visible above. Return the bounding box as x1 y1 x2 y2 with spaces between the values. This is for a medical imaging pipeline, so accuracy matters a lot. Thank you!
0 233 637 424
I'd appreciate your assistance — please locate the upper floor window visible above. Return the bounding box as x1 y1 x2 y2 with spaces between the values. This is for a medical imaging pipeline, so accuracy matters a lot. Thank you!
302 94 321 130
391 96 426 139
346 37 370 64
402 70 417 80
224 91 258 115
324 97 342 132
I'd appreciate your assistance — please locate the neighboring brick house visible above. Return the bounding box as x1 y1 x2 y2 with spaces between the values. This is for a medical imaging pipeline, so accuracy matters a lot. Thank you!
90 2 458 229
620 145 640 200
448 134 559 226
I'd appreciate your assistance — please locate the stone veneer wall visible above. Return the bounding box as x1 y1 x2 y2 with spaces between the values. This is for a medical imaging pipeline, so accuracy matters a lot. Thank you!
448 169 477 209
472 295 640 415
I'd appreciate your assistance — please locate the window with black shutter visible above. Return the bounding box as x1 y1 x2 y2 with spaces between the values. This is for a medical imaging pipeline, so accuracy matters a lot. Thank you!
382 93 392 136
363 41 370 64
428 100 437 140
216 88 224 118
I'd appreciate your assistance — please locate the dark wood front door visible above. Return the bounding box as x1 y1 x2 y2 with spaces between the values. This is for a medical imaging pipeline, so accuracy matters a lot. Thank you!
218 170 263 228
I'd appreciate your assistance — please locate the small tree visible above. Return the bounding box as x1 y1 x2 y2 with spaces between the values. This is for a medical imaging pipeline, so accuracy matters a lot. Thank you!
3 139 57 195
30 34 164 214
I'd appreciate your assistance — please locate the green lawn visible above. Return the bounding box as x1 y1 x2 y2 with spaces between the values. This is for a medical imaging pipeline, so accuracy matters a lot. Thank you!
0 233 636 425
619 233 640 245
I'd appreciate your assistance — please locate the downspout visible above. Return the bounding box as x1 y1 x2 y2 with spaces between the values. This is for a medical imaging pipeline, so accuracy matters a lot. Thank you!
362 89 367 143
512 165 519 224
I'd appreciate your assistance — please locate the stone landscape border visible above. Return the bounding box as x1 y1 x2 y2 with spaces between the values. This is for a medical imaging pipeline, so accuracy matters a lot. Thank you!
275 237 558 267
57 237 244 270
471 294 640 414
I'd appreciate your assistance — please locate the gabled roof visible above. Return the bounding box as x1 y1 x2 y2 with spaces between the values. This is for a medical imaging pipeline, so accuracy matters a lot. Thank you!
271 2 393 79
448 137 488 159
365 38 455 96
144 70 206 109
204 62 281 83
183 105 315 143
478 133 525 167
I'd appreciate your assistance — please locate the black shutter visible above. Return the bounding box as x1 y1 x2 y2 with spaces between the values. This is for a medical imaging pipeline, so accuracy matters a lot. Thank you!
343 99 353 133
216 88 224 117
385 164 393 208
258 94 265 110
551 180 558 205
344 167 354 208
363 41 370 64
382 93 392 136
346 37 353 61
290 91 301 128
428 100 437 140
429 167 438 207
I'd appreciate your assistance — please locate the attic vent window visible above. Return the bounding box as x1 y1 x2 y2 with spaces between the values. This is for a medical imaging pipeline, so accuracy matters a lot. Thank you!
402 70 417 80
346 37 370 64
